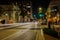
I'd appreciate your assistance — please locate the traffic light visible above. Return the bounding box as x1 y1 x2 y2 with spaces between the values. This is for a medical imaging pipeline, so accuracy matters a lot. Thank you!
38 7 45 19
39 13 44 17
32 13 37 19
32 12 40 19
38 12 45 19
33 15 36 18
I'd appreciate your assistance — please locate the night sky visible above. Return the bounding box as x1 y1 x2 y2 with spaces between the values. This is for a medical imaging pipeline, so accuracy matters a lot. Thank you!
0 0 51 13
32 0 51 12
0 0 51 8
0 0 51 5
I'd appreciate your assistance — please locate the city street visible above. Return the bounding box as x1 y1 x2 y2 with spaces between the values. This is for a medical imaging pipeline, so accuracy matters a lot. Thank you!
0 22 59 40
0 0 60 40
0 23 46 40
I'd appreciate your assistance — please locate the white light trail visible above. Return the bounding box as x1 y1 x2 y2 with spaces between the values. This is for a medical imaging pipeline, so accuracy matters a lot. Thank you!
1 24 33 40
0 22 35 26
0 22 37 30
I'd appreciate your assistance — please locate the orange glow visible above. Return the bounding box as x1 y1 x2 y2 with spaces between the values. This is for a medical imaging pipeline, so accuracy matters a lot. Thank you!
52 17 57 22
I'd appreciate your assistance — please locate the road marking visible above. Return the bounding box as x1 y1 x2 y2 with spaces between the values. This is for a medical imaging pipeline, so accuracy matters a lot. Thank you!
36 29 45 40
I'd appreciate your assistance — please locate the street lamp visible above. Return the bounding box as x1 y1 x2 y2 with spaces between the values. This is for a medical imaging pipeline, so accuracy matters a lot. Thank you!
39 7 42 13
5 13 8 16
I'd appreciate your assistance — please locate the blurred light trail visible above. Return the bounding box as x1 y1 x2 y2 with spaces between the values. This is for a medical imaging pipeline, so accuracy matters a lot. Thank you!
1 24 33 40
0 22 38 30
0 22 36 26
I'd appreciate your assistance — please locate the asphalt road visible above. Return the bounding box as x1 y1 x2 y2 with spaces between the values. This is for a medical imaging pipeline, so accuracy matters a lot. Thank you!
0 24 46 40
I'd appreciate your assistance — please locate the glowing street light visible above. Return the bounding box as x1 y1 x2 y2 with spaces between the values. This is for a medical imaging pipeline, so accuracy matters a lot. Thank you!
5 13 8 16
39 7 42 10
39 7 42 12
